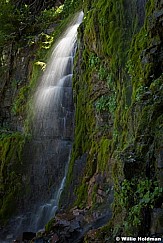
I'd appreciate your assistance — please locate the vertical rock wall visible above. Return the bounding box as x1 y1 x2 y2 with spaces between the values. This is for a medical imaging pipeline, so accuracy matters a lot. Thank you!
60 0 163 240
0 0 163 240
0 42 39 228
0 45 36 131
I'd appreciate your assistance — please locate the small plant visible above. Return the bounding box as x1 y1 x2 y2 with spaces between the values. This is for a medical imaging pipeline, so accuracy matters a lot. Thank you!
96 96 110 112
11 79 22 88
89 53 99 69
114 178 163 234
36 5 64 30
106 74 114 89
95 94 116 114
45 218 56 233
98 65 108 80
108 94 117 113
126 59 135 78
39 33 54 50
135 85 148 101
35 61 46 71
113 129 118 141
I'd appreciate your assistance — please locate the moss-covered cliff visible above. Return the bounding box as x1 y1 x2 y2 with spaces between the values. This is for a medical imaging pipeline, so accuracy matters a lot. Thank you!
0 0 163 241
59 0 163 240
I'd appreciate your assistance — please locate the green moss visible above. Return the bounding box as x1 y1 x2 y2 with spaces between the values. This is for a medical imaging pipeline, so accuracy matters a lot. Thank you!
0 192 16 225
91 183 98 206
45 217 56 233
97 138 110 172
63 0 138 208
61 0 163 239
12 85 31 116
95 94 116 114
63 0 82 17
75 183 88 208
0 132 26 224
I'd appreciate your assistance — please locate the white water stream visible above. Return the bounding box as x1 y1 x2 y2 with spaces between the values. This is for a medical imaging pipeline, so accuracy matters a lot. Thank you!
29 10 84 232
1 11 83 242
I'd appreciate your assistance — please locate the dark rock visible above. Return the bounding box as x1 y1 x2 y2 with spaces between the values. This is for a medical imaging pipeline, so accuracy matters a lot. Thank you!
157 148 163 168
136 0 147 26
58 219 70 227
150 47 157 54
75 214 84 223
154 9 163 19
72 208 84 216
22 232 36 240
70 220 80 231
150 208 163 235
97 189 106 197
51 233 59 243
60 153 87 208
6 234 14 241
157 170 163 188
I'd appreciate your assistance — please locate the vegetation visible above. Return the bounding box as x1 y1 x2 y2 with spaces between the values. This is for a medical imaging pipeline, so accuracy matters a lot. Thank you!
114 179 162 235
61 0 163 240
0 132 26 224
0 0 163 240
0 0 68 225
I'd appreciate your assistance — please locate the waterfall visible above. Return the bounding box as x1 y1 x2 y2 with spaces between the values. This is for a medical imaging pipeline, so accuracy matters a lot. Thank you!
1 11 83 242
28 11 84 231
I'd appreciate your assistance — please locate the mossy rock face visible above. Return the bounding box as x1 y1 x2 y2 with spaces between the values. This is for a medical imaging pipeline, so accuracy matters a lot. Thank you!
0 132 26 224
0 0 162 238
63 0 138 205
61 0 163 239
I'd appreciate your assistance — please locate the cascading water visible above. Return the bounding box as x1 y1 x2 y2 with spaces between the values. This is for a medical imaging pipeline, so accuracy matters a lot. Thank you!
27 10 83 232
1 11 83 242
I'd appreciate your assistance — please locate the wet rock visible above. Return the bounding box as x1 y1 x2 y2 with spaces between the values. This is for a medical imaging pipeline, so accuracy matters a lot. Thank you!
154 9 163 19
72 209 80 216
75 214 84 223
56 212 75 221
60 153 87 208
150 208 163 235
33 204 112 243
54 212 81 234
72 208 84 216
84 229 99 242
150 47 157 54
6 234 14 240
70 220 80 231
97 189 106 197
96 195 104 204
51 233 59 243
57 219 70 227
141 55 150 64
92 212 100 220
